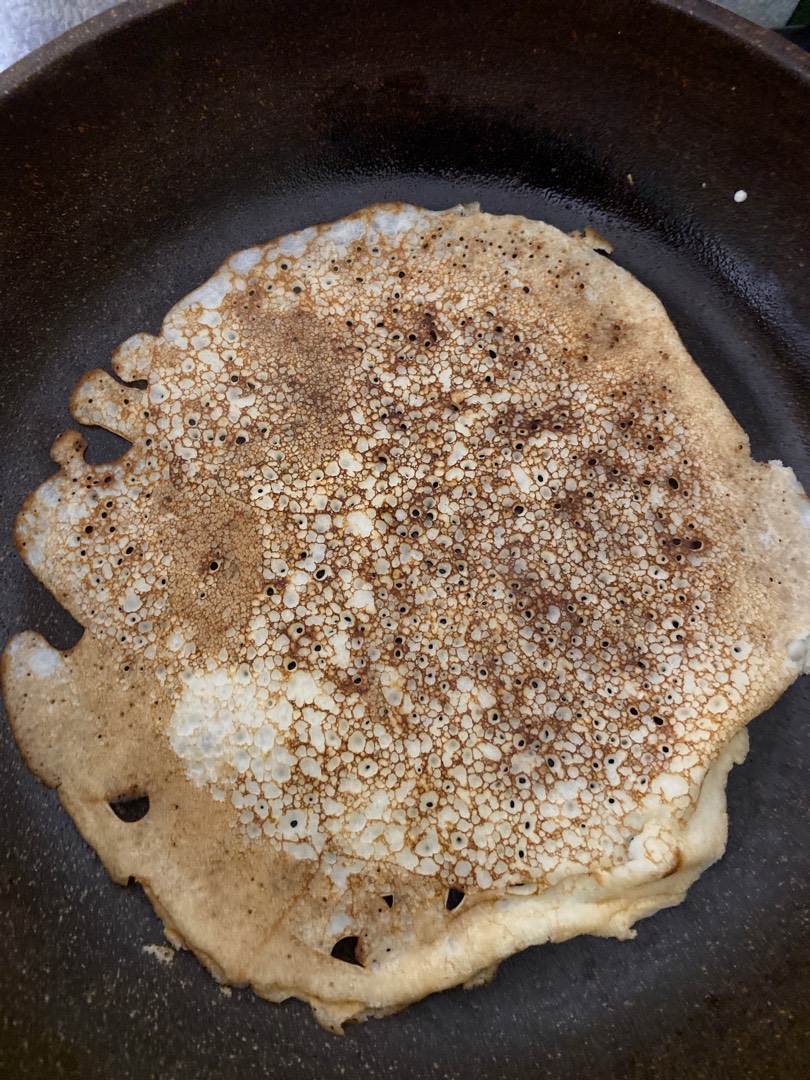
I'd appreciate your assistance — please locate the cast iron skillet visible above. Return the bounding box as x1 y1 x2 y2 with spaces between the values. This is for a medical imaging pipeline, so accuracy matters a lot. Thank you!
0 1 807 1076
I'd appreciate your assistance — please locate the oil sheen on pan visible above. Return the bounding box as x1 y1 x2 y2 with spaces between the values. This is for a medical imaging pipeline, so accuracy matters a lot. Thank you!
3 204 809 1030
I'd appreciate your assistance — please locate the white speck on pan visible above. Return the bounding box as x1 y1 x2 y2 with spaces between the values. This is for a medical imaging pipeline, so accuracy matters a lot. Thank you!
142 944 175 966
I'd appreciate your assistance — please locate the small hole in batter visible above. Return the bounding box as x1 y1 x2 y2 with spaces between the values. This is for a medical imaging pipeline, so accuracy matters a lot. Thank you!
445 887 465 911
109 794 149 822
330 936 363 966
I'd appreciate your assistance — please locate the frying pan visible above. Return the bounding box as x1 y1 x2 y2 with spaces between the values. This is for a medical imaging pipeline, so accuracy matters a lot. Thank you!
1 1 808 1076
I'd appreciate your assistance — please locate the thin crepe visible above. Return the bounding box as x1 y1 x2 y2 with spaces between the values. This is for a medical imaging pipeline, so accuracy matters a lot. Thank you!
3 204 809 1028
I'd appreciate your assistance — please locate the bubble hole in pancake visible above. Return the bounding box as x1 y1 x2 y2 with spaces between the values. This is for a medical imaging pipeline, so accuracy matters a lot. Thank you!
3 204 809 1030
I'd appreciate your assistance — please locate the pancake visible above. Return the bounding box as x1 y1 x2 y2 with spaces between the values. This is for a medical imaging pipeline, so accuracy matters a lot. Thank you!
3 203 809 1029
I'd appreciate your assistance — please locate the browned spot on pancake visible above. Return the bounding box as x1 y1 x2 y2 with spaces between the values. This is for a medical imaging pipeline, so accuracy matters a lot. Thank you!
662 848 685 879
157 488 264 652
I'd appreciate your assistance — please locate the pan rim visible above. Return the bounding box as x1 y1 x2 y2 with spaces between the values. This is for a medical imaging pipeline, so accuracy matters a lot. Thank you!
0 0 807 1073
0 0 808 103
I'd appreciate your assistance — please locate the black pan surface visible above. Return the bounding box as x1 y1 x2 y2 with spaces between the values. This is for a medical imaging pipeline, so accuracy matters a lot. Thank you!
0 2 808 1077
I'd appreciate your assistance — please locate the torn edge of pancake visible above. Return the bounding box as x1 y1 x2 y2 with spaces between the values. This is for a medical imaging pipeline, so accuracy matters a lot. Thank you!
570 225 614 254
310 729 748 1030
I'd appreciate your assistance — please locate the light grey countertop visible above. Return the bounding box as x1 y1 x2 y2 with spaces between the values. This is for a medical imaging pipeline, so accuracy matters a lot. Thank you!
1 0 118 71
0 0 802 74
